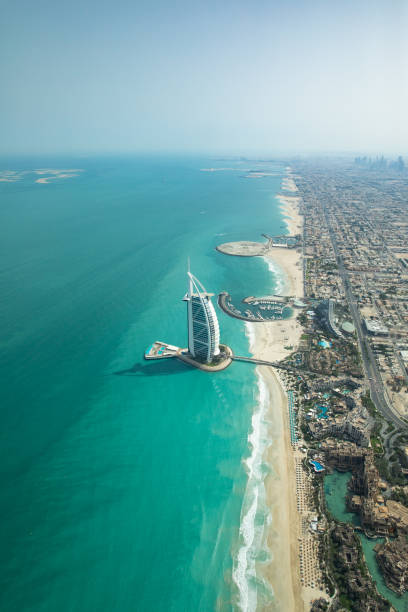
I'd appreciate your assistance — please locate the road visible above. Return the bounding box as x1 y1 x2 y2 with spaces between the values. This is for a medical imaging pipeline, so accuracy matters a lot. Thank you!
323 208 407 430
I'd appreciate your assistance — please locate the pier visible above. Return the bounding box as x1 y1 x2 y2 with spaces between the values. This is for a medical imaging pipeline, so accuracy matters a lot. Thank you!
145 340 322 378
145 342 316 375
232 354 317 376
232 354 298 370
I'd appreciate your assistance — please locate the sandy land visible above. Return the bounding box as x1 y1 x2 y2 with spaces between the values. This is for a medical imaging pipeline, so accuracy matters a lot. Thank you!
276 195 303 237
282 177 298 192
261 367 302 611
249 189 305 610
265 247 303 299
248 319 303 610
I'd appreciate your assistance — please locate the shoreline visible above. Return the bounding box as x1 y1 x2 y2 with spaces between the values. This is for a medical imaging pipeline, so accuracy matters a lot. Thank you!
276 194 303 237
247 170 304 610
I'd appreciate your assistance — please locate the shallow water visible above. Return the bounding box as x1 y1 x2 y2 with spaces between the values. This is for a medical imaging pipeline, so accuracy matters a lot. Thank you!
0 155 288 611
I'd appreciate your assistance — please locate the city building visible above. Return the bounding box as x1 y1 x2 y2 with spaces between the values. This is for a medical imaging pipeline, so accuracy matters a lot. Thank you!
183 270 220 363
363 318 389 336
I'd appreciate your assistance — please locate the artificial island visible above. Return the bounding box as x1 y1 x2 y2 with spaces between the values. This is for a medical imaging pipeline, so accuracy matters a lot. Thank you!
146 158 408 611
145 269 233 372
144 268 308 375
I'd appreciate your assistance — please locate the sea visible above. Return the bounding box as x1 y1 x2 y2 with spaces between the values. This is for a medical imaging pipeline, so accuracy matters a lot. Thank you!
0 155 288 611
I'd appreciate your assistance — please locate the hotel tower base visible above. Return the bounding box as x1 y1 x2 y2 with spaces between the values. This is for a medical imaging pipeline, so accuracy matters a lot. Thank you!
176 344 233 372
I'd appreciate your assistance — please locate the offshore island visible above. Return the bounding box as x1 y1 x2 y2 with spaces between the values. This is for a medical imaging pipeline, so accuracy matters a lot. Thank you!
145 269 233 372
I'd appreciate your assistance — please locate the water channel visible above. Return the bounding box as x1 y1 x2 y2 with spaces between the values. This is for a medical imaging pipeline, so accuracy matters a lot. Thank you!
324 471 408 611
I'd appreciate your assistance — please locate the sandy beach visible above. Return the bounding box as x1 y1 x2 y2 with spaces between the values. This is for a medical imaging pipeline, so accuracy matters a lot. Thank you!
264 246 303 300
281 173 298 193
248 323 303 611
249 174 305 610
276 194 303 237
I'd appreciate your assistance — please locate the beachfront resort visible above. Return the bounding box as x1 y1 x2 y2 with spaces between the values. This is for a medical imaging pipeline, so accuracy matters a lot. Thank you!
219 161 408 611
282 160 408 611
145 161 408 611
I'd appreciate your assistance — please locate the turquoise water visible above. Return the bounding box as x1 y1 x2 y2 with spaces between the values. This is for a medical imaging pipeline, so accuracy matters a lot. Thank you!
310 460 324 472
318 340 331 348
317 405 329 419
324 471 408 611
0 156 286 611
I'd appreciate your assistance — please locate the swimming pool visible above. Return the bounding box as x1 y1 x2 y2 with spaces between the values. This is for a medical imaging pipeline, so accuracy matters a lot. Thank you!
318 340 331 348
316 405 329 419
310 460 325 473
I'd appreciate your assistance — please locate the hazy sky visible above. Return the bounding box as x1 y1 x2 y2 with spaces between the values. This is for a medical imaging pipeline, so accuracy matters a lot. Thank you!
1 0 407 155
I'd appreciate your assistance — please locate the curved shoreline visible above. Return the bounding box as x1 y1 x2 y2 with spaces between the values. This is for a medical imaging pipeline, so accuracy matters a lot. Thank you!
233 167 304 611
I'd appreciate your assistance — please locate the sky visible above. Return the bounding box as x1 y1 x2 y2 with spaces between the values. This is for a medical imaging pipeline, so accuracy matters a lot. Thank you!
1 0 407 155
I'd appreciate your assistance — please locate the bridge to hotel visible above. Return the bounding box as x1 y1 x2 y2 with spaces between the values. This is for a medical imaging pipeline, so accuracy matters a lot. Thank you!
233 355 284 367
232 355 316 376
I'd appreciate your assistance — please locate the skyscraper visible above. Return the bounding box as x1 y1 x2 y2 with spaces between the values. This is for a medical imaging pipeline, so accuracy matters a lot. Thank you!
183 270 220 363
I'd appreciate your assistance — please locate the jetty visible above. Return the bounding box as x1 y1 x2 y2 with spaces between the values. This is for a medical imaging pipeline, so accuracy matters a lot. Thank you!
218 291 293 322
232 355 319 376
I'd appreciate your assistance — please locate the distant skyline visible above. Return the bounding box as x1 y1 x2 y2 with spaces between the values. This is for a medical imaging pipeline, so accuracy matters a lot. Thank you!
1 0 407 155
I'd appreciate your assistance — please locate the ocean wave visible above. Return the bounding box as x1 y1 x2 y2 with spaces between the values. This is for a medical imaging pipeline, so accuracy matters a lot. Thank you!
262 257 287 296
233 363 274 612
244 322 256 354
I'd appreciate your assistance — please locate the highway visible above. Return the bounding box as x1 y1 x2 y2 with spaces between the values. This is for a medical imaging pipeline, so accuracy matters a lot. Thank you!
323 208 407 430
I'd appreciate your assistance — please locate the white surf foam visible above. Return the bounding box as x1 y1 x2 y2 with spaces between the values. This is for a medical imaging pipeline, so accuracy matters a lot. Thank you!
233 338 274 611
244 322 256 354
262 256 287 296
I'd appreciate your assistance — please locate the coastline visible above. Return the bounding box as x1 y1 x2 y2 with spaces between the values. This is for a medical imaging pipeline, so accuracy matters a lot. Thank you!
246 170 304 610
276 194 302 237
263 246 303 299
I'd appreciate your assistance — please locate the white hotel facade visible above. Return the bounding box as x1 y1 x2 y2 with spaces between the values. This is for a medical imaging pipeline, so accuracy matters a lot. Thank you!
183 271 220 363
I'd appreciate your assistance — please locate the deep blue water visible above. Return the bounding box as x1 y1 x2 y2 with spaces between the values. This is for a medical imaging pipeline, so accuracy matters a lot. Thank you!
0 155 286 611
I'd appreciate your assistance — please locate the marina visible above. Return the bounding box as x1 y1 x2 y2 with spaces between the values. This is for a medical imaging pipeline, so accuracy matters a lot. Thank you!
218 291 293 322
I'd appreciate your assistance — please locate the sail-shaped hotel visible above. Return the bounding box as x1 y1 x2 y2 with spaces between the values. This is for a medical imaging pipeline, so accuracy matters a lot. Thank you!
145 269 232 371
183 271 220 364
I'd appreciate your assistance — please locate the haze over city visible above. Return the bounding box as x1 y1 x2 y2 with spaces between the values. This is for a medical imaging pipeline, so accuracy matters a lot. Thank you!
3 0 408 610
1 0 407 155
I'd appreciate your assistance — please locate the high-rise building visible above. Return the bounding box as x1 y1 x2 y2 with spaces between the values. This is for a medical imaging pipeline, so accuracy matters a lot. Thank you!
183 270 220 363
